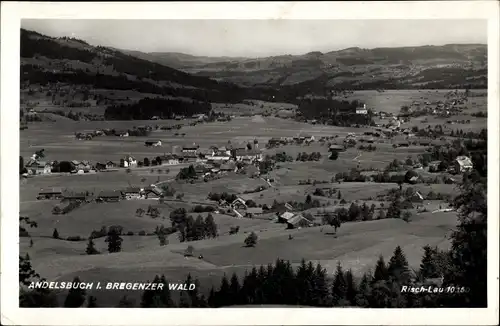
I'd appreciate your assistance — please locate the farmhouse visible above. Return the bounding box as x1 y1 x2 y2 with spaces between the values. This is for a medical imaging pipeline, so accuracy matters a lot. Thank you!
106 161 117 169
182 146 198 154
143 186 163 199
234 149 263 162
37 187 63 200
286 214 313 229
454 156 473 173
97 190 122 202
245 207 263 218
220 162 237 172
278 211 295 223
63 192 87 201
160 154 180 165
231 198 247 210
25 160 52 175
356 104 368 115
122 155 137 168
123 187 142 199
145 139 162 147
329 144 345 152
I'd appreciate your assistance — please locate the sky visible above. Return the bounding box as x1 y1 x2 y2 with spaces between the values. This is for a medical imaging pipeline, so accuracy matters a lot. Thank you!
21 19 487 58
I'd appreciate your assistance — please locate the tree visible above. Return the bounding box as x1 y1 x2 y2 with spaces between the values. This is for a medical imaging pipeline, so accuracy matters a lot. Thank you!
229 272 241 305
388 246 411 283
85 238 100 255
354 272 372 307
217 274 231 307
345 269 358 306
158 231 167 246
337 190 342 199
63 277 86 307
386 195 402 219
246 143 252 150
419 245 441 279
331 262 348 306
372 255 389 283
305 194 312 205
442 179 487 307
117 295 135 307
144 157 150 166
105 229 123 253
329 151 339 160
204 213 218 238
52 228 60 239
402 210 412 223
322 212 341 233
244 232 258 247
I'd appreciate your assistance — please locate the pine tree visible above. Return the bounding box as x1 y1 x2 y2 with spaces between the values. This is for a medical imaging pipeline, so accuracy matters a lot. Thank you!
217 274 231 307
207 286 216 307
354 272 372 307
312 263 330 306
204 213 218 238
87 295 98 307
194 215 205 240
157 231 167 246
52 228 60 239
63 277 86 307
337 190 342 200
105 230 123 253
345 269 358 306
229 272 241 305
419 245 440 279
117 295 135 307
331 262 348 306
85 238 99 255
178 291 191 307
372 255 389 283
386 194 402 219
388 246 410 283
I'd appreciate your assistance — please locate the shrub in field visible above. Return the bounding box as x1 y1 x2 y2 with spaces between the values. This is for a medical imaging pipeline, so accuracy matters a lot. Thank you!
90 226 107 239
105 230 123 253
138 230 146 236
85 238 100 255
184 245 194 257
244 232 258 247
52 228 60 239
126 231 134 236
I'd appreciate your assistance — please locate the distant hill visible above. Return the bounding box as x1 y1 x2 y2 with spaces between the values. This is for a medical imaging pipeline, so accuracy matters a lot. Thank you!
20 28 487 121
137 44 487 88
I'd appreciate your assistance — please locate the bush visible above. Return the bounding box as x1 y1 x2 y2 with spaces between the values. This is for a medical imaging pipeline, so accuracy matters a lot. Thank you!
244 232 258 247
126 231 134 236
138 230 146 236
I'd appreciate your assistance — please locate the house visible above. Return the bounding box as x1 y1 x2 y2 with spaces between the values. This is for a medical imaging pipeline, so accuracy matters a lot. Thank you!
63 192 87 201
37 187 63 200
284 203 294 212
25 160 52 175
286 214 313 229
234 149 263 162
245 207 263 218
356 104 368 115
122 155 137 168
298 134 315 142
145 139 162 147
143 186 163 199
182 146 198 154
97 190 122 202
220 162 237 172
454 156 474 173
123 187 142 199
160 154 180 165
328 144 345 152
179 153 198 163
278 211 295 223
194 164 210 176
106 161 117 169
231 198 247 210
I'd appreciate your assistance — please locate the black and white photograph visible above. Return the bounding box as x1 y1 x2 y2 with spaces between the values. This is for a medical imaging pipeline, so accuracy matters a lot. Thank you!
1 2 499 325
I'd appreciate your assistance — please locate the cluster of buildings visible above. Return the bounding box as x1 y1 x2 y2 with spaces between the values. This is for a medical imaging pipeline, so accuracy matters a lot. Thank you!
37 185 164 202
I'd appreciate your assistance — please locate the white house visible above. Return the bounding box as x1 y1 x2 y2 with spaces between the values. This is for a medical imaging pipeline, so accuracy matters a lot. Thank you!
161 155 180 165
182 146 198 154
356 104 368 115
234 149 263 162
454 156 474 173
123 155 137 168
